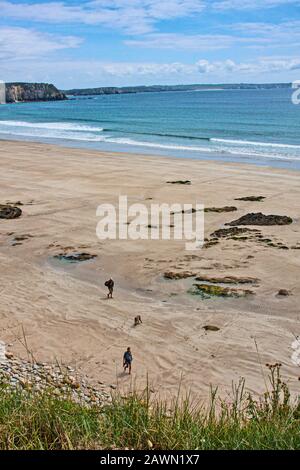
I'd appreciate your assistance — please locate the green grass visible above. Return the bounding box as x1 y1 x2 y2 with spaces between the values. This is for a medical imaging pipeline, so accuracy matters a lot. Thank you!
0 364 300 450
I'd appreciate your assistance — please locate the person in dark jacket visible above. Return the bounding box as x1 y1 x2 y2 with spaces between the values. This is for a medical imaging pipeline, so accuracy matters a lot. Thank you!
123 347 132 374
104 278 114 298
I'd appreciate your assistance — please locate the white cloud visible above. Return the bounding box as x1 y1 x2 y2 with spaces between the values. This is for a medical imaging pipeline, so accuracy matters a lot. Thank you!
232 20 300 43
124 18 300 50
123 16 300 51
0 27 82 61
0 1 206 34
125 33 236 50
1 1 298 85
86 56 299 77
0 0 298 38
2 56 299 87
195 57 300 74
66 60 197 77
214 0 300 10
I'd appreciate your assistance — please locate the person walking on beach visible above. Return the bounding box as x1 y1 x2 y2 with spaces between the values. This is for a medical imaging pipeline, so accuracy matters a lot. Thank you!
105 277 114 299
123 347 132 374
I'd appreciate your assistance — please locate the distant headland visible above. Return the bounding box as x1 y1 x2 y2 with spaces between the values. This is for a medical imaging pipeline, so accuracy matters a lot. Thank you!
64 82 292 96
2 82 292 103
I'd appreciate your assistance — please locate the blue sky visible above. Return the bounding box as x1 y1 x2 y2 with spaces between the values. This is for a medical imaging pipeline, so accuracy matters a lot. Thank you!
0 0 300 87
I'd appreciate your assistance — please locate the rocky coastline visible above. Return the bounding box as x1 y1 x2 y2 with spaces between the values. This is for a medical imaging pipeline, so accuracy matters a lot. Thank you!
0 345 112 407
5 83 67 103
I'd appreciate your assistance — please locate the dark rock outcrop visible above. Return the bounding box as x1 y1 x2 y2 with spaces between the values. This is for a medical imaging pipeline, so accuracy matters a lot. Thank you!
166 180 191 185
172 206 237 215
277 289 291 296
164 271 195 280
54 252 97 262
226 212 293 227
13 234 32 242
6 201 23 206
190 283 254 298
194 275 259 285
211 227 259 238
203 240 219 248
203 325 220 332
235 196 265 202
5 82 66 103
0 205 22 219
204 206 237 213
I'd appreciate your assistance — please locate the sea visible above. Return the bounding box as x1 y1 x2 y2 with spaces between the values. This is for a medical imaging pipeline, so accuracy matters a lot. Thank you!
0 87 300 170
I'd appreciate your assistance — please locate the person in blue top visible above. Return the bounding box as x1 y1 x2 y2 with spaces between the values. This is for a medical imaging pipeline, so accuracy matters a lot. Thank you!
123 347 132 374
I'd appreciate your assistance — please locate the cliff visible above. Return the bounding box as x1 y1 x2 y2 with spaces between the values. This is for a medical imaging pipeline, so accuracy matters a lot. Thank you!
5 82 67 103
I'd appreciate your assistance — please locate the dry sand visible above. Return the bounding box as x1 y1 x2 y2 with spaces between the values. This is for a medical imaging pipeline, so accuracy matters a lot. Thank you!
0 139 300 401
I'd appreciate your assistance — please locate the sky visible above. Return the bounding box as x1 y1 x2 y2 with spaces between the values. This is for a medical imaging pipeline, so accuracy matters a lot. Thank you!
0 0 300 88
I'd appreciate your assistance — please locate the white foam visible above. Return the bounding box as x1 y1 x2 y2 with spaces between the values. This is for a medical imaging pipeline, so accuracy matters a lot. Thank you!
106 137 216 153
0 120 104 132
107 137 300 161
211 138 300 149
0 120 299 162
0 129 108 142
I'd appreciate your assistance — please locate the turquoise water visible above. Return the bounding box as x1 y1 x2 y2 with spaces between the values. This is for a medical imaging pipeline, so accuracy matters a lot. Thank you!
0 88 300 169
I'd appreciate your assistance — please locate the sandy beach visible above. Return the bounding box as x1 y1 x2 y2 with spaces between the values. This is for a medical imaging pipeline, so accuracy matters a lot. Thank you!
1 139 300 400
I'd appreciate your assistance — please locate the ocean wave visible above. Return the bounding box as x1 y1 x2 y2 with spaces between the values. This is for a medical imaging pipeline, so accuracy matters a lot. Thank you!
0 120 104 132
0 120 299 162
2 120 298 152
105 137 216 153
104 128 210 141
211 138 300 149
106 137 300 161
0 129 108 142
